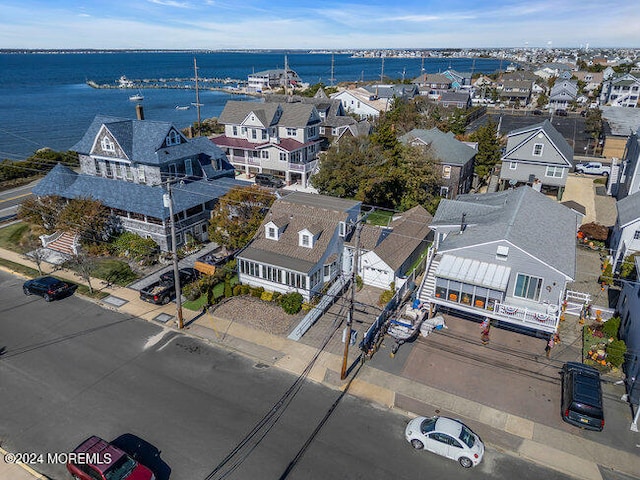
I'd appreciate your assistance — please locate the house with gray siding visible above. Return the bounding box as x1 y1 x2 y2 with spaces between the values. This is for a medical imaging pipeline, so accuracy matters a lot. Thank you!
211 100 322 188
417 186 579 335
399 128 476 199
32 114 240 252
610 191 640 272
236 192 360 301
499 120 573 199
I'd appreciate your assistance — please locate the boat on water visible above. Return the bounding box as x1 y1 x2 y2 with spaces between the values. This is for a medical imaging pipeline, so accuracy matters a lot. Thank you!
129 90 144 102
175 105 190 110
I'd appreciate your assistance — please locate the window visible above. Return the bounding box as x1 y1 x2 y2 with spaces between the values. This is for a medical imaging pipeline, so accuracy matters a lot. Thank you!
533 143 544 156
125 165 133 181
279 152 287 162
262 129 268 140
233 126 238 136
301 235 310 247
442 165 451 179
168 164 177 178
287 128 296 136
138 166 146 183
439 186 449 197
267 226 277 239
261 151 269 159
251 129 257 139
545 166 564 178
94 159 101 175
514 273 543 301
101 137 115 152
634 230 640 240
185 159 193 176
105 162 113 178
339 221 346 237
509 161 517 170
166 130 180 146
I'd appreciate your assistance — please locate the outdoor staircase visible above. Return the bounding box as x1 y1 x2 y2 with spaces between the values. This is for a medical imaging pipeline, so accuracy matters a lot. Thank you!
418 254 440 305
42 231 79 256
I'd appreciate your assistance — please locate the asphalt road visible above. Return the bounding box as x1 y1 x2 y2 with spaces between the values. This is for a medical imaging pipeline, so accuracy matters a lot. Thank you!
0 183 34 221
0 269 577 480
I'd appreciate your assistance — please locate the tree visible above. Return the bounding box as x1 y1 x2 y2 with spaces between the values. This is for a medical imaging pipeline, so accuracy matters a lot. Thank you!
17 195 66 233
20 232 47 276
207 185 275 250
470 120 504 179
64 252 96 294
536 93 549 108
57 197 113 245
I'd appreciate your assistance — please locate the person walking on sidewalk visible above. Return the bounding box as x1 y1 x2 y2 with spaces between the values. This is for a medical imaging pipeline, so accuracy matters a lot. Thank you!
545 335 554 358
480 318 490 346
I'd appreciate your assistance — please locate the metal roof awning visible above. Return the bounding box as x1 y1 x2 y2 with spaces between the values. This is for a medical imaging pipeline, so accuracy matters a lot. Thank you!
436 254 511 291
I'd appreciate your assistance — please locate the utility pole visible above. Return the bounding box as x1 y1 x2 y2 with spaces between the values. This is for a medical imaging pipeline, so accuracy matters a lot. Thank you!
193 57 202 136
341 210 371 380
163 182 184 329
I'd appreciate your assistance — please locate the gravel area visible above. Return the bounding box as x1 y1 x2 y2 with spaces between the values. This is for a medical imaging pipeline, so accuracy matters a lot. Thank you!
209 295 305 336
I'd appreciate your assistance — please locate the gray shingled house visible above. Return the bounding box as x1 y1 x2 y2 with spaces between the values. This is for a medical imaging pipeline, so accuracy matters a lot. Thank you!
237 192 360 301
417 186 579 335
399 128 477 199
32 114 243 252
499 120 573 200
346 205 433 290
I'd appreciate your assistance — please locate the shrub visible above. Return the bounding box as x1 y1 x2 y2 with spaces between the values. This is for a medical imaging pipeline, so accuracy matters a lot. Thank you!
241 284 250 295
111 232 159 262
598 261 613 285
280 292 303 314
355 275 363 291
607 339 627 368
224 277 232 298
250 286 264 298
601 316 621 338
379 289 394 306
620 254 638 280
261 290 274 302
182 282 202 302
232 284 243 296
271 291 282 303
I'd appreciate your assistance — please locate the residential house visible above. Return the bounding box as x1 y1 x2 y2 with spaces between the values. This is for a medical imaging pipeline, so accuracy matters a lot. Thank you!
549 80 578 110
417 186 579 335
499 120 573 199
615 257 640 419
399 128 476 199
236 192 360 301
211 100 322 187
573 71 605 98
362 84 419 102
610 191 640 271
601 107 640 160
331 87 393 119
247 66 304 93
32 113 239 252
436 91 472 109
600 73 640 108
413 73 453 98
610 128 640 199
266 89 359 149
442 69 470 89
346 206 432 290
498 80 532 106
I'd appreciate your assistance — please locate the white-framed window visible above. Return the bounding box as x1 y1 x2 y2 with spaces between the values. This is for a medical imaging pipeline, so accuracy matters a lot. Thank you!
251 129 257 139
286 128 296 137
261 151 269 159
94 159 101 175
440 186 449 197
233 126 238 136
125 166 133 181
138 166 146 183
533 143 544 156
509 161 517 170
262 129 268 140
634 230 640 240
279 152 287 162
514 273 543 301
339 221 346 237
442 165 451 179
101 137 115 152
166 130 180 146
267 226 277 239
545 166 564 178
301 234 310 247
105 162 113 178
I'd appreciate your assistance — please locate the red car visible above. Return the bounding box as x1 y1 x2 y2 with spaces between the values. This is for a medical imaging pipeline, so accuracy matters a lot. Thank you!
67 436 155 480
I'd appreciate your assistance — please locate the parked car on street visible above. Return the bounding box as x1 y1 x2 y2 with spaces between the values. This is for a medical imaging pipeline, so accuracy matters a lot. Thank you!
555 109 568 116
404 416 484 468
23 276 75 302
561 362 604 431
67 435 155 480
574 161 611 176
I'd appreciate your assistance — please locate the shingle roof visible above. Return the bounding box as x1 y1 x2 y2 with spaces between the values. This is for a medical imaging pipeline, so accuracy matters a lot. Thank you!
374 205 432 270
431 186 577 278
32 163 244 219
503 120 573 165
617 191 640 227
399 128 476 166
239 192 360 274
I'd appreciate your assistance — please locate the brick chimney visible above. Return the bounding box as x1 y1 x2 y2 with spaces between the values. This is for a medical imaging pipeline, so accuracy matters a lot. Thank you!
136 104 144 120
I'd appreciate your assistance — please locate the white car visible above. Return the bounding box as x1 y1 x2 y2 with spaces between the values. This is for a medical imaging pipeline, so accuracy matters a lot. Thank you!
404 416 484 468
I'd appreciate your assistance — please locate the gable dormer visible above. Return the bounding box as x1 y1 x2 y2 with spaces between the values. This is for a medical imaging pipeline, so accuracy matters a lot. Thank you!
298 224 323 249
92 126 125 158
165 128 183 147
265 216 289 241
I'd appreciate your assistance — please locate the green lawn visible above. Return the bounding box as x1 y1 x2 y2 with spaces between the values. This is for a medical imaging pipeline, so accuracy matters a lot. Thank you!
366 210 394 226
0 222 30 251
183 276 239 311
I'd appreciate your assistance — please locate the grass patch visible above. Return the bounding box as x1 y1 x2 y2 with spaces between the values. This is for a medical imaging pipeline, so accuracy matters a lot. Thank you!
0 257 40 277
183 275 239 311
0 222 30 251
90 258 139 286
367 210 394 226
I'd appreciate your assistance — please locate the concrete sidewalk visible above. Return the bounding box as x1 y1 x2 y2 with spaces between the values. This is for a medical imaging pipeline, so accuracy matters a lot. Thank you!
1 246 638 480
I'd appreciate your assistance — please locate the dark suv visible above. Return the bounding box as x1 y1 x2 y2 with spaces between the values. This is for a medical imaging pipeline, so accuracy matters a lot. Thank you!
255 173 284 188
561 362 604 431
23 276 74 302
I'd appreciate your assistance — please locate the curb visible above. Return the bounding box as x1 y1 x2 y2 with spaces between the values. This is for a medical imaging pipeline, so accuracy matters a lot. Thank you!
0 447 50 480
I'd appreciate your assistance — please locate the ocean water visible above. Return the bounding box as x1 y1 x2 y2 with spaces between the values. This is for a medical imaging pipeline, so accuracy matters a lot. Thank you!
0 51 504 160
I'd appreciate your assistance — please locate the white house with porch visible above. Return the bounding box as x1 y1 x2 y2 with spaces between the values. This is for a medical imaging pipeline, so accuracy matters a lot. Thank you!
417 186 579 335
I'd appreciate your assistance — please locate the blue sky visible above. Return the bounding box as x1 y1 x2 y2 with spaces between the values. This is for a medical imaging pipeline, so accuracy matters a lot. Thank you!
1 0 638 50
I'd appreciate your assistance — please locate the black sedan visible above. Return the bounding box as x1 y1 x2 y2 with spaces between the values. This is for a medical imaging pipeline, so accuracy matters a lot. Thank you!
23 276 75 302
